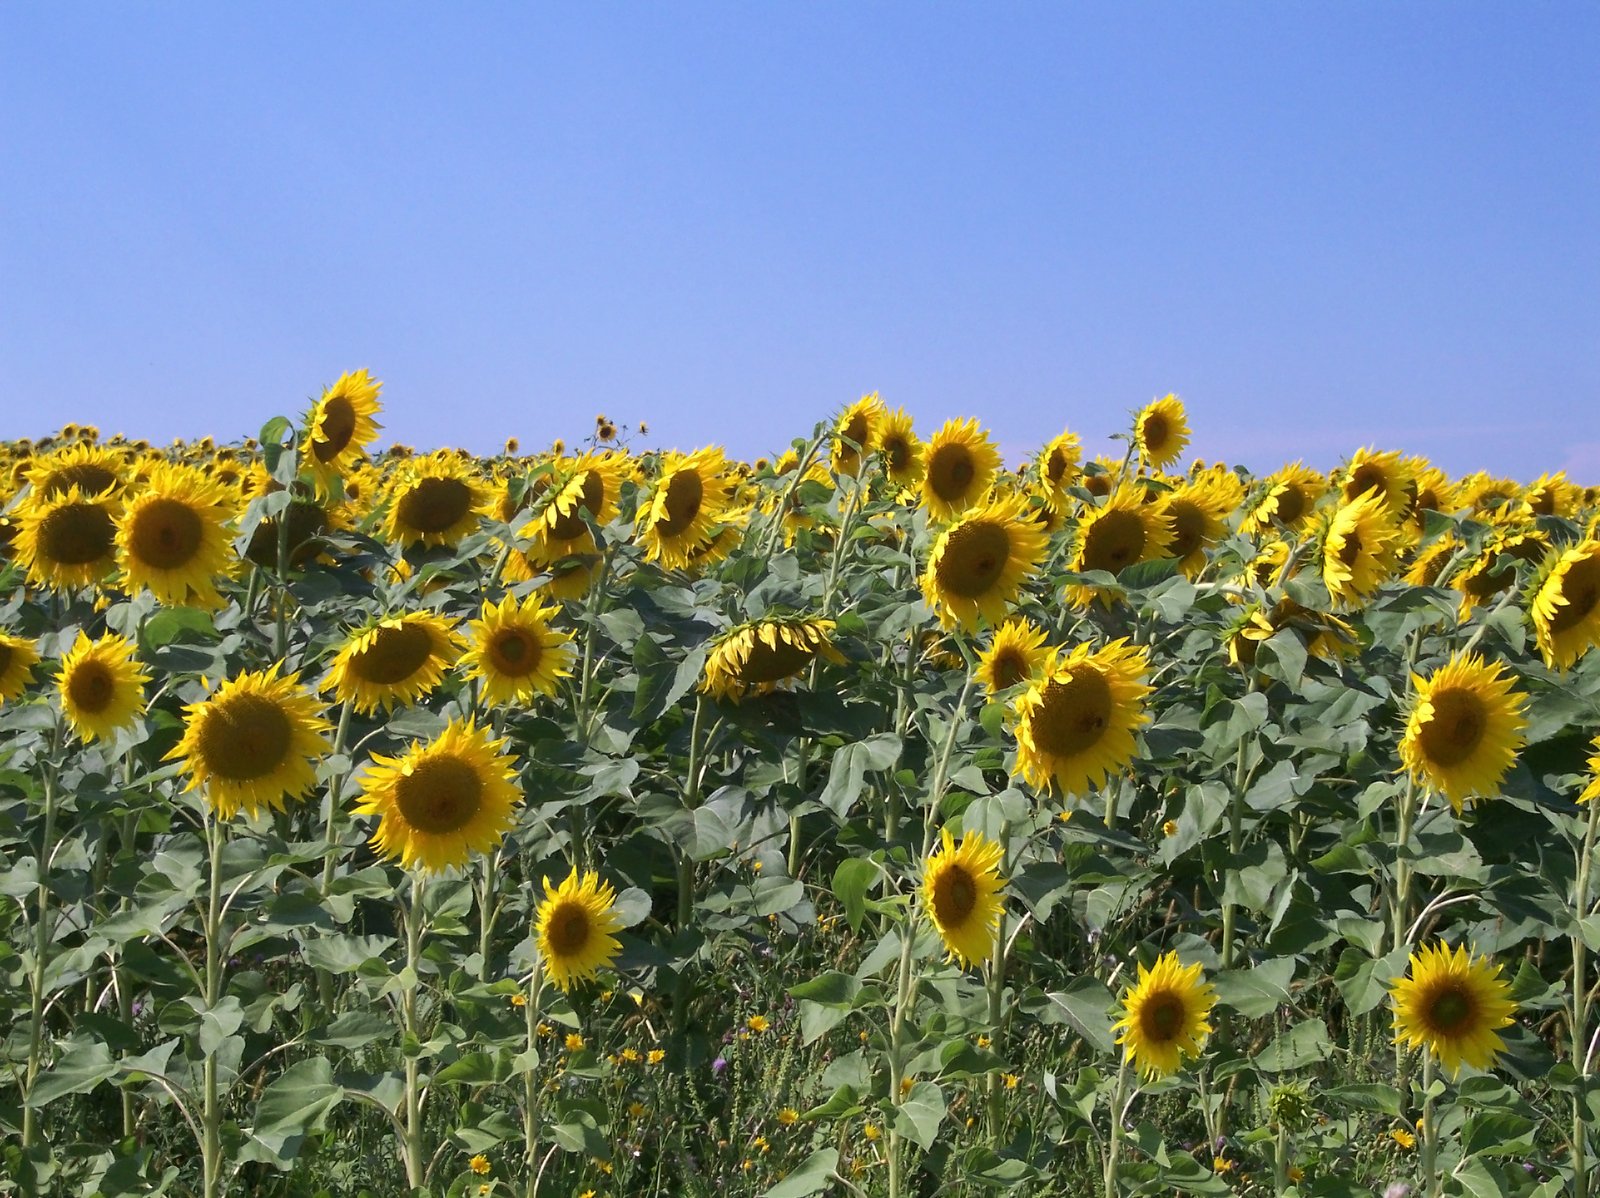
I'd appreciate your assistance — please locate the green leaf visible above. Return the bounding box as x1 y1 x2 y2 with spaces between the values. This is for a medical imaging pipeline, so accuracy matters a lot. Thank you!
1323 1083 1403 1117
198 996 245 1055
799 1085 863 1122
435 1051 513 1086
1452 1156 1511 1198
759 1148 840 1198
832 857 877 934
27 1037 116 1107
1030 979 1118 1055
789 971 861 1007
549 1105 609 1158
1254 1019 1330 1072
1211 956 1295 1018
893 1080 946 1151
246 1057 344 1169
319 1010 393 1051
818 734 902 818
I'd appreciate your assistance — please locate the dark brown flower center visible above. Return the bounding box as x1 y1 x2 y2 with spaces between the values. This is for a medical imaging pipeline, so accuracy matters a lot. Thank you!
394 756 483 834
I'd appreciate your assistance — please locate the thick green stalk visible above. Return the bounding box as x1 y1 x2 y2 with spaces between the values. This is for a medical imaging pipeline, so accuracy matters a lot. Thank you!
1103 1056 1130 1198
1273 1121 1289 1195
885 923 919 1198
1570 796 1600 1198
1219 709 1254 971
1419 1053 1439 1198
20 718 62 1149
522 959 547 1198
984 901 1009 1143
201 813 226 1198
401 874 428 1190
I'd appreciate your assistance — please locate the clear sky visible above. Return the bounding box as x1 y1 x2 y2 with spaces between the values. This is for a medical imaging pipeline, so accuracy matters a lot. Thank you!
3 4 1597 481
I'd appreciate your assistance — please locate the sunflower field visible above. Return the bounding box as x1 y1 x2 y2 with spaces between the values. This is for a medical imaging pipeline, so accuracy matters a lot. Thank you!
4 380 1600 1198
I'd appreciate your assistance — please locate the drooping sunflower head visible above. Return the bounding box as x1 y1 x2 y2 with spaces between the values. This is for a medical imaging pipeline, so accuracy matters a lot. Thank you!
0 632 40 703
635 447 737 570
1530 540 1600 671
539 452 631 545
920 418 1001 524
1321 489 1401 607
1522 471 1580 520
166 664 333 819
921 828 1006 968
1403 535 1462 588
1390 941 1518 1077
1033 430 1083 512
303 369 383 488
323 610 465 714
701 617 843 702
1162 477 1234 578
1339 447 1414 519
831 392 887 478
535 867 625 991
1454 526 1547 618
1244 462 1325 535
382 453 491 549
877 408 925 492
353 717 524 872
1133 394 1190 470
1066 485 1175 607
920 494 1049 631
1399 652 1527 813
57 631 150 743
461 592 575 705
116 461 238 607
13 485 121 592
1011 639 1151 800
1111 951 1218 1080
1459 472 1522 519
975 618 1051 696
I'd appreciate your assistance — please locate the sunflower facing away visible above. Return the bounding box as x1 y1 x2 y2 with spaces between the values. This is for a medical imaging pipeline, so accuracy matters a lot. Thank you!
1011 639 1151 799
1133 394 1190 470
1321 489 1401 607
921 828 1006 968
0 632 39 702
167 665 334 819
535 868 625 991
830 392 887 478
920 494 1049 631
975 618 1051 696
303 369 383 492
324 611 465 714
701 617 843 702
1390 941 1518 1076
57 632 150 742
1111 951 1218 1080
353 717 524 871
460 592 575 705
1399 652 1527 812
13 486 120 591
116 461 238 607
920 418 1001 524
1530 540 1600 671
635 447 738 571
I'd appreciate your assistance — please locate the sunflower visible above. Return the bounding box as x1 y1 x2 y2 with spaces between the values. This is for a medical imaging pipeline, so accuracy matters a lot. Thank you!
701 617 843 702
1579 733 1600 805
303 369 383 493
1523 472 1580 520
635 447 737 570
116 462 237 607
1067 485 1174 606
1403 535 1462 588
1390 941 1517 1076
920 494 1048 631
1162 478 1233 578
537 452 631 543
1244 462 1324 535
1408 462 1458 525
1459 473 1521 518
1011 639 1151 798
323 611 465 714
921 418 1001 523
1530 540 1600 670
503 532 603 602
56 632 149 742
1340 448 1414 519
27 441 126 501
975 618 1051 696
1111 952 1218 1080
382 453 490 548
831 392 887 478
535 868 625 990
1034 430 1083 512
921 828 1005 968
167 664 333 819
1134 394 1190 470
353 717 523 871
13 486 120 591
1322 489 1401 607
0 632 39 702
877 408 925 492
461 592 574 705
1400 652 1527 813
1455 527 1546 617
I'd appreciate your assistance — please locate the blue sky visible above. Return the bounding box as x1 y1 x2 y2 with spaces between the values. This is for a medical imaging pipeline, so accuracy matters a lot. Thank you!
3 5 1596 480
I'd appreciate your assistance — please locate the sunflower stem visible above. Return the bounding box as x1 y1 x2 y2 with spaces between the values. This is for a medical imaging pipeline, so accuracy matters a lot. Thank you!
758 424 829 560
20 714 62 1150
1419 1052 1439 1198
1570 795 1600 1198
1272 1120 1289 1195
886 918 920 1198
984 874 1009 1145
401 873 429 1191
200 810 226 1198
1103 1054 1130 1198
522 958 547 1198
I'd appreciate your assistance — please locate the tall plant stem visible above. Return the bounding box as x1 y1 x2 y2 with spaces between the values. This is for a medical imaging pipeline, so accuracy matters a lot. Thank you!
401 874 429 1190
1219 684 1256 971
1419 1053 1440 1198
1570 796 1600 1198
522 959 547 1198
201 812 226 1198
1103 1056 1131 1198
886 920 919 1198
984 898 1009 1142
20 717 62 1149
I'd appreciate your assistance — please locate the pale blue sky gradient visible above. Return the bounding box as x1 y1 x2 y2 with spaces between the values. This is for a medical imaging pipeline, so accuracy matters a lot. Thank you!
3 5 1597 479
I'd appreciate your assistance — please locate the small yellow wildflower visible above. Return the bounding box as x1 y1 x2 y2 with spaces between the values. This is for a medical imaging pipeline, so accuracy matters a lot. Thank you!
565 1033 585 1052
647 1049 665 1065
620 1047 641 1063
747 1015 771 1033
1002 1073 1019 1090
469 1153 491 1175
1214 1155 1234 1174
975 1035 991 1049
510 992 527 1007
864 1122 881 1142
1391 1127 1416 1150
778 1107 800 1125
1162 819 1179 837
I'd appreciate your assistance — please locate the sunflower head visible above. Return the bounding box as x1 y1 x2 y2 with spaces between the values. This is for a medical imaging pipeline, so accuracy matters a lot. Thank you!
1162 477 1233 578
539 452 630 544
382 454 490 548
536 867 625 990
921 418 1001 523
1321 489 1401 607
920 494 1049 631
1399 652 1527 813
1340 448 1414 518
57 632 150 743
1066 485 1175 607
975 618 1051 696
701 617 843 702
1579 733 1600 805
877 408 925 491
636 447 738 570
304 369 383 490
1011 639 1151 800
352 717 524 871
1111 951 1217 1080
1530 540 1600 671
0 632 40 703
1134 395 1190 470
831 393 887 478
324 611 465 714
116 461 238 607
461 592 574 705
27 442 126 501
1033 430 1083 512
1390 941 1518 1077
921 828 1006 968
167 664 333 819
13 485 121 591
